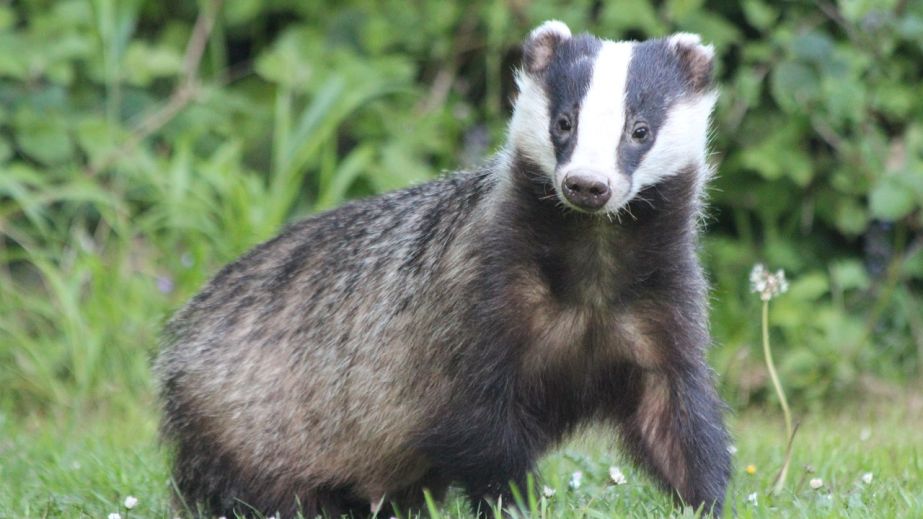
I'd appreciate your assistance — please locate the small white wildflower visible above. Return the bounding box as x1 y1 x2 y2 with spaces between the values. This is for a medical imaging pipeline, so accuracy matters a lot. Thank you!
726 445 738 455
542 485 556 498
860 427 871 442
862 472 873 484
568 471 583 489
749 263 789 301
746 492 758 506
108 514 122 519
609 466 627 485
810 478 824 490
123 496 138 509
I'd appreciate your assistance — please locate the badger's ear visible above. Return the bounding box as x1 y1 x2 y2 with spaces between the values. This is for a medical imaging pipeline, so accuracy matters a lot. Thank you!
523 20 572 74
668 33 715 93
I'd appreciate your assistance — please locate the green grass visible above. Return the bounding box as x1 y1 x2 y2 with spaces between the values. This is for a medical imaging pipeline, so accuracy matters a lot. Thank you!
2 400 921 518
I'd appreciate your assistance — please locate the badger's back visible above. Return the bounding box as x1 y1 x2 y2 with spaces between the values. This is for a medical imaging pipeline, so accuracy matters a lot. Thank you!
156 170 493 515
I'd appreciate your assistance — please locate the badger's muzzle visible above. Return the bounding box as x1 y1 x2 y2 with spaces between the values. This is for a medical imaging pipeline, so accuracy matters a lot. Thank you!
562 170 611 211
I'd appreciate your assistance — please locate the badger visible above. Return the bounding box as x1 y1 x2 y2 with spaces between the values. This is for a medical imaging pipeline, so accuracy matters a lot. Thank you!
156 21 732 518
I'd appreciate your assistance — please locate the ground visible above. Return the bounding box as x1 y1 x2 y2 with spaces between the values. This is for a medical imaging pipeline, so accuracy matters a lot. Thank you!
2 397 921 518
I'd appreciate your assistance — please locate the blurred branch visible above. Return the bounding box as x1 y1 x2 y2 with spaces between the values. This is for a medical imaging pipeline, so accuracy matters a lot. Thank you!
87 0 224 177
414 13 481 116
809 115 846 155
853 226 914 354
813 0 884 63
725 64 770 132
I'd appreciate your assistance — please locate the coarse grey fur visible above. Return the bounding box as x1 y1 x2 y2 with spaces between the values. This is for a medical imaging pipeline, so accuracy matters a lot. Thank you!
156 22 731 518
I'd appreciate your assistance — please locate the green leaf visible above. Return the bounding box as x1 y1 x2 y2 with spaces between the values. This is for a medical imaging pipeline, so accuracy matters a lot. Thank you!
771 61 819 112
788 272 829 301
741 0 778 30
599 1 667 37
833 197 868 236
665 0 706 23
122 41 183 86
830 260 870 291
792 32 834 63
869 177 917 220
675 11 742 48
12 109 74 166
738 120 813 185
314 145 375 212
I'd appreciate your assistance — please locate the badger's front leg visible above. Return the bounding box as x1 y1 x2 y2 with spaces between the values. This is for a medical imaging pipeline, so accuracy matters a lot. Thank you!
617 320 732 515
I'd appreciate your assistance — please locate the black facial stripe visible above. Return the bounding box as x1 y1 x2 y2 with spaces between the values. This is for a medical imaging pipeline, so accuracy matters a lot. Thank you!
618 39 691 176
543 34 602 166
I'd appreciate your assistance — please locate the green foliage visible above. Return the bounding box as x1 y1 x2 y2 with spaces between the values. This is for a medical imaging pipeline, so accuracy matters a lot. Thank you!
1 0 921 421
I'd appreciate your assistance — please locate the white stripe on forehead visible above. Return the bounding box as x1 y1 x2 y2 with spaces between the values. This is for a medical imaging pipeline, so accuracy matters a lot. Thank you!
567 41 633 174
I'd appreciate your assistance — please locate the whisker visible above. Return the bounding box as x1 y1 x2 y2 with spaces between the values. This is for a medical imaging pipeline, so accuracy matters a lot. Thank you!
634 193 656 210
623 203 638 221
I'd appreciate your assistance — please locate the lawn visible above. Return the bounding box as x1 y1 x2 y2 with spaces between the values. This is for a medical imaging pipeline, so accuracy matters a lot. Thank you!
2 396 921 518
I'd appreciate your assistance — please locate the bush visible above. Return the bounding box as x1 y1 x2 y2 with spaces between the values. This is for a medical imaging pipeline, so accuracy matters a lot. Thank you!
1 0 921 415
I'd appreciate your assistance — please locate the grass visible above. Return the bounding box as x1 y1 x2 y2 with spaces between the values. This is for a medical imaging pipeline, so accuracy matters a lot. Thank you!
2 398 921 518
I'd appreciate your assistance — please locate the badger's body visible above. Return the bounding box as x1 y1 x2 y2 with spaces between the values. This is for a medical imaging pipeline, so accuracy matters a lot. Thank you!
157 22 731 518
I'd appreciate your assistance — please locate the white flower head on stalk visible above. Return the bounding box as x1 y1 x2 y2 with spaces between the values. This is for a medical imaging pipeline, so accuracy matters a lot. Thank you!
750 263 789 301
123 496 138 509
862 472 873 484
809 478 824 490
747 492 758 506
542 485 556 498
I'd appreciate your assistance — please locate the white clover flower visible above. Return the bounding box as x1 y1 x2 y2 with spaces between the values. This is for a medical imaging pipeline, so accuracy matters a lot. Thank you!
123 496 138 509
749 264 789 301
810 478 824 490
568 471 583 489
862 472 873 484
542 485 556 498
108 514 122 519
609 466 627 485
746 492 758 506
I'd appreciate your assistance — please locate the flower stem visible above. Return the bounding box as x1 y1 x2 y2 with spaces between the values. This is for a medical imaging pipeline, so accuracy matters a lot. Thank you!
762 299 794 494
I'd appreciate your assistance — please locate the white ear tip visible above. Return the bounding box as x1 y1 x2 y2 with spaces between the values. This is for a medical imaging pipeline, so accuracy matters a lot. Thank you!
670 32 702 46
670 32 714 59
530 20 572 40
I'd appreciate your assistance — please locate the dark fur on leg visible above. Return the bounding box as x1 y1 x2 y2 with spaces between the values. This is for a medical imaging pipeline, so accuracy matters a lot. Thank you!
614 299 732 515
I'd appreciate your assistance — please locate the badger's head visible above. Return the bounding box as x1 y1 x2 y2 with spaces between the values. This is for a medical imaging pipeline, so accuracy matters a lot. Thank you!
508 21 716 215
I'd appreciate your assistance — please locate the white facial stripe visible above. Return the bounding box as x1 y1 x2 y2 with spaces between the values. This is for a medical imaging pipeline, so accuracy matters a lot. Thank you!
508 72 556 174
627 92 717 200
559 42 633 196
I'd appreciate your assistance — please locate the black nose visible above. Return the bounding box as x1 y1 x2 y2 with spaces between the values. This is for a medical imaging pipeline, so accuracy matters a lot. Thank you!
562 172 611 211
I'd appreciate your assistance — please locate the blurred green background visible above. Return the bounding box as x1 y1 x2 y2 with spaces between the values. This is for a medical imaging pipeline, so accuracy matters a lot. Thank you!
1 0 922 427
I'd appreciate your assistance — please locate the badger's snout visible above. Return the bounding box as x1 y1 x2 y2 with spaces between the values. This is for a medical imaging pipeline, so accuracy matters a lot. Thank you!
562 170 611 211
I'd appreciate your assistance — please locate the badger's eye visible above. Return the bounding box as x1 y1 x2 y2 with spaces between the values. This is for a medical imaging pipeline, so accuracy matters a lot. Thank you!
631 124 650 142
556 115 573 134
